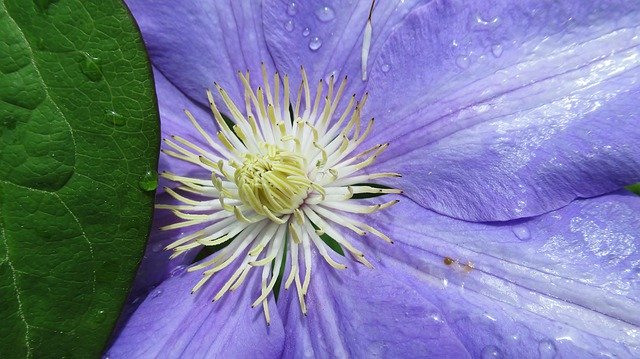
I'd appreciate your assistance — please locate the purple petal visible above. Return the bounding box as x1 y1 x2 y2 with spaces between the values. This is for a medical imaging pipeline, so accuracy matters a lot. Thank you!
153 67 214 180
364 192 640 357
107 266 284 358
362 1 640 221
262 0 424 96
125 0 275 107
277 253 470 358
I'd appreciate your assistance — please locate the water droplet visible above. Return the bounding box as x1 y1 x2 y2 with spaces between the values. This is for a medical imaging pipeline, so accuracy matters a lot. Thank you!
80 53 103 82
138 170 158 192
34 0 59 11
151 289 162 298
381 63 391 73
491 44 503 58
103 354 111 359
481 345 502 359
512 225 531 241
106 110 125 126
303 347 314 358
284 19 294 32
94 309 107 325
315 6 335 22
455 55 470 69
302 27 310 37
428 312 443 323
287 2 298 16
324 69 338 83
309 36 322 51
470 14 500 31
538 340 557 359
152 242 164 253
170 265 187 277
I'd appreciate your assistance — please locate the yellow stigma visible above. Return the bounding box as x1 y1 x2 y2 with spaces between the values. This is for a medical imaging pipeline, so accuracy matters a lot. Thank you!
233 144 311 217
158 64 401 325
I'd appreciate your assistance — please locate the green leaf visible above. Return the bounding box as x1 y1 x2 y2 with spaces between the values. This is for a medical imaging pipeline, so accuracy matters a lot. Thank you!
0 0 159 357
627 183 640 196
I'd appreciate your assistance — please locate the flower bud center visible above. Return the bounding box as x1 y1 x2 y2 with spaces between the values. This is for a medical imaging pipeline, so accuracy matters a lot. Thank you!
233 144 310 217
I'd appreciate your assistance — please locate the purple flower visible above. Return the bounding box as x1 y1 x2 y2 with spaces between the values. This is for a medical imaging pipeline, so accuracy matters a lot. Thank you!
109 0 640 357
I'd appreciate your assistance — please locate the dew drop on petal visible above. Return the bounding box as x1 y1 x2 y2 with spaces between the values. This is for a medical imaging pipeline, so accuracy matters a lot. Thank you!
303 347 314 358
481 345 502 359
151 289 162 298
315 6 335 22
302 27 310 37
309 36 322 51
491 44 503 58
428 312 443 323
381 63 391 73
170 265 187 277
287 2 297 16
455 55 470 69
538 340 557 359
152 242 163 253
284 19 294 32
512 225 531 241
469 14 500 31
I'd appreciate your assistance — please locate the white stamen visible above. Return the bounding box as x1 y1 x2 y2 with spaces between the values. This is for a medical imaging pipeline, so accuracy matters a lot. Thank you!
361 0 376 81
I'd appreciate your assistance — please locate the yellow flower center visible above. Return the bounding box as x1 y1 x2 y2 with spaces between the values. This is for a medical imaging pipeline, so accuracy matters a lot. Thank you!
234 144 310 217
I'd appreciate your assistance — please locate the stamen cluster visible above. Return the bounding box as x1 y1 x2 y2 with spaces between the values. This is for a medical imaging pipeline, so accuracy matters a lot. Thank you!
159 65 400 324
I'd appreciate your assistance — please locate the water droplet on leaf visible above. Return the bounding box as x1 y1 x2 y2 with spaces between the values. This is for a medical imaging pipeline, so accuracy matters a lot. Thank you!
287 2 298 16
315 6 335 22
302 27 310 37
512 225 531 241
93 309 107 326
309 36 322 51
80 53 103 82
138 170 158 192
284 19 294 32
34 0 59 11
106 110 125 126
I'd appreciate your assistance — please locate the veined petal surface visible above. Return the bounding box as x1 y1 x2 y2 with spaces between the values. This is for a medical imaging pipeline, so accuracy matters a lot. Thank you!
363 0 640 221
365 192 640 357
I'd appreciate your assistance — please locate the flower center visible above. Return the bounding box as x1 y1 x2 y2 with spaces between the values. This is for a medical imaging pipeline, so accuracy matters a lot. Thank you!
233 144 310 217
158 64 401 325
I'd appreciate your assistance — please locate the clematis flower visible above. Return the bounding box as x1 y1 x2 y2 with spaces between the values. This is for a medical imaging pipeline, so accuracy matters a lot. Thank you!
109 0 640 357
